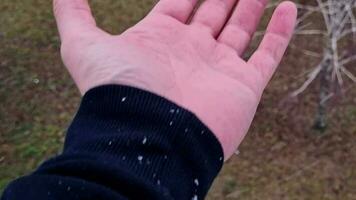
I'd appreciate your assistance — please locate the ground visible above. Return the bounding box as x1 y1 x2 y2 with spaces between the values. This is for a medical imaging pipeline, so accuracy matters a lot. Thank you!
0 0 355 199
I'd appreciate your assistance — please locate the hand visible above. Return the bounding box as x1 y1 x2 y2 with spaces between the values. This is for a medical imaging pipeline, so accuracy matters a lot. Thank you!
54 0 297 159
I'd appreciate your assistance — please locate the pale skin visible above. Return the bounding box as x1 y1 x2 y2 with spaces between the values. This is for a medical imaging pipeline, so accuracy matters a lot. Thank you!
53 0 297 160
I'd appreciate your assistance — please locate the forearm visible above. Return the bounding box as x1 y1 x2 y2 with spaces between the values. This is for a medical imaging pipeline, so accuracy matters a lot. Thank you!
2 85 223 200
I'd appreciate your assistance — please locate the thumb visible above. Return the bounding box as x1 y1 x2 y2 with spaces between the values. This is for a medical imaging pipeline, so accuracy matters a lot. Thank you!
53 0 102 41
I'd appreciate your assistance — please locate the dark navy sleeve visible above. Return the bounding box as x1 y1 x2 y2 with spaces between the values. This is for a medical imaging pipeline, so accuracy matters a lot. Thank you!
1 85 224 200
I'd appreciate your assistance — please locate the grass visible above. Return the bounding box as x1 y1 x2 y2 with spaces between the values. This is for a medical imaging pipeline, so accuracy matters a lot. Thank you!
1 0 356 199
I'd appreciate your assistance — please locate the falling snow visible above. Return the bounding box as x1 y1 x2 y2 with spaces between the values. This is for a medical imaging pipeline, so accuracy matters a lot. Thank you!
138 155 143 162
185 128 189 133
192 195 198 200
235 150 240 155
108 141 112 146
33 78 40 84
170 109 175 113
169 121 173 126
121 97 127 102
194 179 199 186
142 137 147 144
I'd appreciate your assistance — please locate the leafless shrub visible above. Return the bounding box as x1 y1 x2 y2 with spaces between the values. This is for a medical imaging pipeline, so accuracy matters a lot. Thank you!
265 0 356 130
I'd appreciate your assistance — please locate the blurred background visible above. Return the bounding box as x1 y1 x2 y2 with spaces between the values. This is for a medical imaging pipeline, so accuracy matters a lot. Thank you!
0 0 355 199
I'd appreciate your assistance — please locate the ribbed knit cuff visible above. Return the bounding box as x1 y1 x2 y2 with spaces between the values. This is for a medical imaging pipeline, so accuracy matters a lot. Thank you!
43 85 224 199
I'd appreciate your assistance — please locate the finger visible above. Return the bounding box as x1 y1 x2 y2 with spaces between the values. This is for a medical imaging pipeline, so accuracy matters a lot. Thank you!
218 0 269 55
190 0 237 36
248 1 297 86
53 0 101 41
149 0 198 23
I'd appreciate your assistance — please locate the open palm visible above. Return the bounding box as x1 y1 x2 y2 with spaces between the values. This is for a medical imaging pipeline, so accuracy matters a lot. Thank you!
54 0 297 159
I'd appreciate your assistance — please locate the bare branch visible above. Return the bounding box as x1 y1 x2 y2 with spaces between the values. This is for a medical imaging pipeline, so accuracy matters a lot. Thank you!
266 0 356 99
340 66 356 82
291 62 323 97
